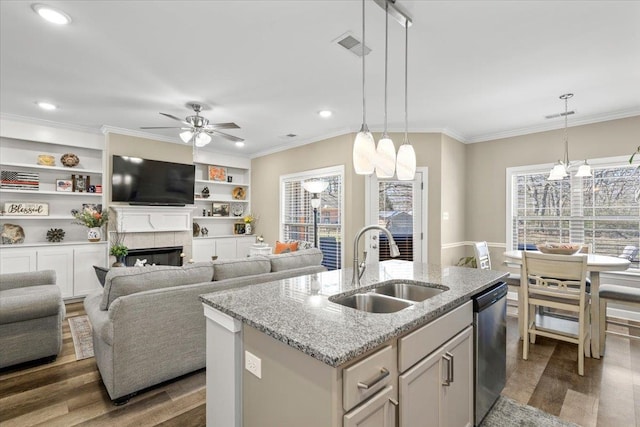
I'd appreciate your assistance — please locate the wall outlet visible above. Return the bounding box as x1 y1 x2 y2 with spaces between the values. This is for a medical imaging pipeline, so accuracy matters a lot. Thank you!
245 350 262 379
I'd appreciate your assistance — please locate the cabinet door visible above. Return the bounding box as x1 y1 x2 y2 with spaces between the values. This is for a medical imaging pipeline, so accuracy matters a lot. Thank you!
73 245 107 296
344 385 396 427
441 327 473 427
0 249 36 274
192 239 216 262
399 346 442 427
399 326 473 427
236 238 253 258
215 239 237 259
37 247 74 298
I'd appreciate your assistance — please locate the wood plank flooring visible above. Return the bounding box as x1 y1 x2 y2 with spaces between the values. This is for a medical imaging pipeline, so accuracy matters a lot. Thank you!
1 302 638 426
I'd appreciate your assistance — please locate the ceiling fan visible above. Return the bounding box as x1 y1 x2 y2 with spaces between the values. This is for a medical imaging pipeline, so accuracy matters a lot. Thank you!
141 103 243 147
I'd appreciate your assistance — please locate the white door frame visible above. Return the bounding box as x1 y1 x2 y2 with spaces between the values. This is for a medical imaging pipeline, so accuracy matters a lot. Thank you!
364 167 428 264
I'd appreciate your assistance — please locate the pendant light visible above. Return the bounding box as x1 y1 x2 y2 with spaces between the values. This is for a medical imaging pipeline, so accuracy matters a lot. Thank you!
396 16 416 181
375 0 396 178
547 93 591 180
353 0 376 175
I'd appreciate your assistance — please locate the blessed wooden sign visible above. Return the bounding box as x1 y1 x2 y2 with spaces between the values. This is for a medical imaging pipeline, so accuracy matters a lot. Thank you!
4 202 49 216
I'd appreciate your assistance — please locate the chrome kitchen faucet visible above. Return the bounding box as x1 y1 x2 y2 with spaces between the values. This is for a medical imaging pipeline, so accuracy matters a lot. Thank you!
352 225 400 286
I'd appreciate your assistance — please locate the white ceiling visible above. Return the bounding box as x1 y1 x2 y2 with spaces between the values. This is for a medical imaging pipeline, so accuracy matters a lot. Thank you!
1 1 639 158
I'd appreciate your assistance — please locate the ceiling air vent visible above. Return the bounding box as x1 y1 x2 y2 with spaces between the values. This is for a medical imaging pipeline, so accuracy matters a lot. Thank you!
335 33 371 57
545 110 576 120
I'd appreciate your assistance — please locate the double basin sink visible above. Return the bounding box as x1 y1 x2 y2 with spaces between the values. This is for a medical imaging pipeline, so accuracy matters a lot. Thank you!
329 281 448 314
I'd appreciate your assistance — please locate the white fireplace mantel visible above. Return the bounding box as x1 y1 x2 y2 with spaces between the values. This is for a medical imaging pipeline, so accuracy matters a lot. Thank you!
111 206 193 233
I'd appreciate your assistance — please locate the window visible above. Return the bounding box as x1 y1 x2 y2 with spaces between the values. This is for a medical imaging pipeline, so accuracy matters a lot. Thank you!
507 156 639 269
280 166 344 270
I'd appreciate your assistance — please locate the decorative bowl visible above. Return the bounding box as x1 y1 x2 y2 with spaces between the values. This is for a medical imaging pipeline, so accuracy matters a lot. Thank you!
60 153 80 167
536 243 582 255
37 154 55 166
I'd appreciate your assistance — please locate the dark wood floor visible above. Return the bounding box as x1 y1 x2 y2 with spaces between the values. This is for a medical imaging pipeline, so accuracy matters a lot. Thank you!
1 303 638 426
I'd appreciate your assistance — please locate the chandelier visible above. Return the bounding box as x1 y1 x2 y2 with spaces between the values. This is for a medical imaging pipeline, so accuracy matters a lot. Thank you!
548 93 591 180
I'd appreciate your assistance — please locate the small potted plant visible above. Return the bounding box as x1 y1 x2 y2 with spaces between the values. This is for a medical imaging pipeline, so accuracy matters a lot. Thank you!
110 243 129 267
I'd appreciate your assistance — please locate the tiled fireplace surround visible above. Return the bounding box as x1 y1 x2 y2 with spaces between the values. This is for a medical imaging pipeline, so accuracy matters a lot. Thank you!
110 206 193 265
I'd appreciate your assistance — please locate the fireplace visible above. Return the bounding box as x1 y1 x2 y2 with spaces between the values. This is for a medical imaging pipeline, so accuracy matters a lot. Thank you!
124 246 183 267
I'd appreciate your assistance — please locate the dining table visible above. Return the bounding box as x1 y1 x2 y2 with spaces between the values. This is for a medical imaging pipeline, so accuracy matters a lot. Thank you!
503 250 631 359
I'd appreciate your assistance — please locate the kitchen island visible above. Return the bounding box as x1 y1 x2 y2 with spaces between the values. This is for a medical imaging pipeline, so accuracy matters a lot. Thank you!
200 260 507 427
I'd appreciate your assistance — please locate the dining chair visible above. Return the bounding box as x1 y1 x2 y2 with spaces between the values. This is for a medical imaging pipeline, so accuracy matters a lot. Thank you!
599 284 640 351
522 251 590 376
473 241 521 299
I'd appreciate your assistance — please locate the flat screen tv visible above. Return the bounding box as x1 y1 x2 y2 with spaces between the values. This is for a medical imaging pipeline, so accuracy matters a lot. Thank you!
111 156 195 206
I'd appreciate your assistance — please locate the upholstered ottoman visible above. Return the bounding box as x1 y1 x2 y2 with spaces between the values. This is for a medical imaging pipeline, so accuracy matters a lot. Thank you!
0 270 65 369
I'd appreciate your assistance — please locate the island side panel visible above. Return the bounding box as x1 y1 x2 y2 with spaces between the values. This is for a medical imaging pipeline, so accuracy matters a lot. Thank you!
242 324 343 427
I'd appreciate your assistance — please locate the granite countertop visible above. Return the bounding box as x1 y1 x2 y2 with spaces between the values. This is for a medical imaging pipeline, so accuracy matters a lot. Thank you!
199 260 508 367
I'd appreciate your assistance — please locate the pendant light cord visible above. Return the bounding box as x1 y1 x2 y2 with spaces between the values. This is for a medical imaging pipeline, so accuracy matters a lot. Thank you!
361 0 366 126
403 18 409 143
383 0 389 135
563 95 569 165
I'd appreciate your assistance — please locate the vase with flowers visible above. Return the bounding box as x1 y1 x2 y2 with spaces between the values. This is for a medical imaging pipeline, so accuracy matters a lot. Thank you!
73 208 108 242
243 214 256 235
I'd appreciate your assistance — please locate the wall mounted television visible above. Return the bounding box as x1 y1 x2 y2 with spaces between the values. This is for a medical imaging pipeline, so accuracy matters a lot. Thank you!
111 156 195 206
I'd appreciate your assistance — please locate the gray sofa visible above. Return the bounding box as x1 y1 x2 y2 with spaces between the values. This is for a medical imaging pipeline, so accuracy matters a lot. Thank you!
0 270 65 369
83 248 325 402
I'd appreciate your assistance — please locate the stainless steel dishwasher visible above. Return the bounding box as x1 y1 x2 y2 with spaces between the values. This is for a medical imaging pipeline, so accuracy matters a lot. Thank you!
473 282 507 426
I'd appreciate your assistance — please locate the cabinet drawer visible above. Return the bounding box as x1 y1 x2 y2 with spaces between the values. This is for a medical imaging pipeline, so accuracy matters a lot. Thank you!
398 301 472 373
343 345 394 412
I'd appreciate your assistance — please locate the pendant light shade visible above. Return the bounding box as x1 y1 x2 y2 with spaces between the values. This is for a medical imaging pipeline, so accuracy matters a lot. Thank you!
376 136 396 178
353 128 376 174
576 161 592 177
396 142 416 180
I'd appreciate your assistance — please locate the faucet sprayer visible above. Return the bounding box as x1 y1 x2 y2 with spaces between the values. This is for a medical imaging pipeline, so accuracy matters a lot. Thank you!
352 225 400 286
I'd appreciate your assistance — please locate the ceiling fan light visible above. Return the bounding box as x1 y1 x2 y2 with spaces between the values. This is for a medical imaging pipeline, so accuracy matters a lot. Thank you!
396 143 416 181
375 136 396 178
576 162 592 177
179 130 193 143
353 129 375 175
195 132 212 147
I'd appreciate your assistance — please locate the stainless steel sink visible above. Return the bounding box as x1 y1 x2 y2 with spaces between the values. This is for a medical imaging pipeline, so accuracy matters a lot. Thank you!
371 282 445 302
330 293 415 313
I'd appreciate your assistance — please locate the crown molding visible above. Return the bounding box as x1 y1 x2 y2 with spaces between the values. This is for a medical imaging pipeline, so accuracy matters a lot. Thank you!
100 125 182 144
466 108 640 143
0 112 102 134
249 126 355 159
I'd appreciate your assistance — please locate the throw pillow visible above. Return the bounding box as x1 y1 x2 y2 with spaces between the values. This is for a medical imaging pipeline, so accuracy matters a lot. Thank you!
275 241 298 254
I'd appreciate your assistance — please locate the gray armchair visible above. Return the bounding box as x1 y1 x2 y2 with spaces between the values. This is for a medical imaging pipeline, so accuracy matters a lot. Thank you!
0 270 65 368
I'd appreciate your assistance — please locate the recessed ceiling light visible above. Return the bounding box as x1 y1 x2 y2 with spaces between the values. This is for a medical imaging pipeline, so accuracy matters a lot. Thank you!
32 4 72 25
318 110 333 118
235 141 245 148
36 101 57 110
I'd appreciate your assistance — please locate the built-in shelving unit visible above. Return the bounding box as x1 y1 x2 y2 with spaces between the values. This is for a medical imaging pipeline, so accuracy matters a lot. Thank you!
0 118 107 298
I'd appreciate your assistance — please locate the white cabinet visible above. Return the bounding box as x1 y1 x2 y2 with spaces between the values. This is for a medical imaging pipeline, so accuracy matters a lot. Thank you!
192 236 255 261
0 248 36 273
399 327 473 427
73 245 107 295
37 247 74 297
0 242 107 298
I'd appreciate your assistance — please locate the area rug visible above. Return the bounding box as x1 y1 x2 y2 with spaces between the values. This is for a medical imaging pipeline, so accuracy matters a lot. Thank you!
480 396 578 427
68 315 94 360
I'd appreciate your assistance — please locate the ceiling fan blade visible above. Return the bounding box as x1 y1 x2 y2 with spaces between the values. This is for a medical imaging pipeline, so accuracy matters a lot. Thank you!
205 129 245 142
140 126 183 129
205 122 240 130
159 112 191 126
